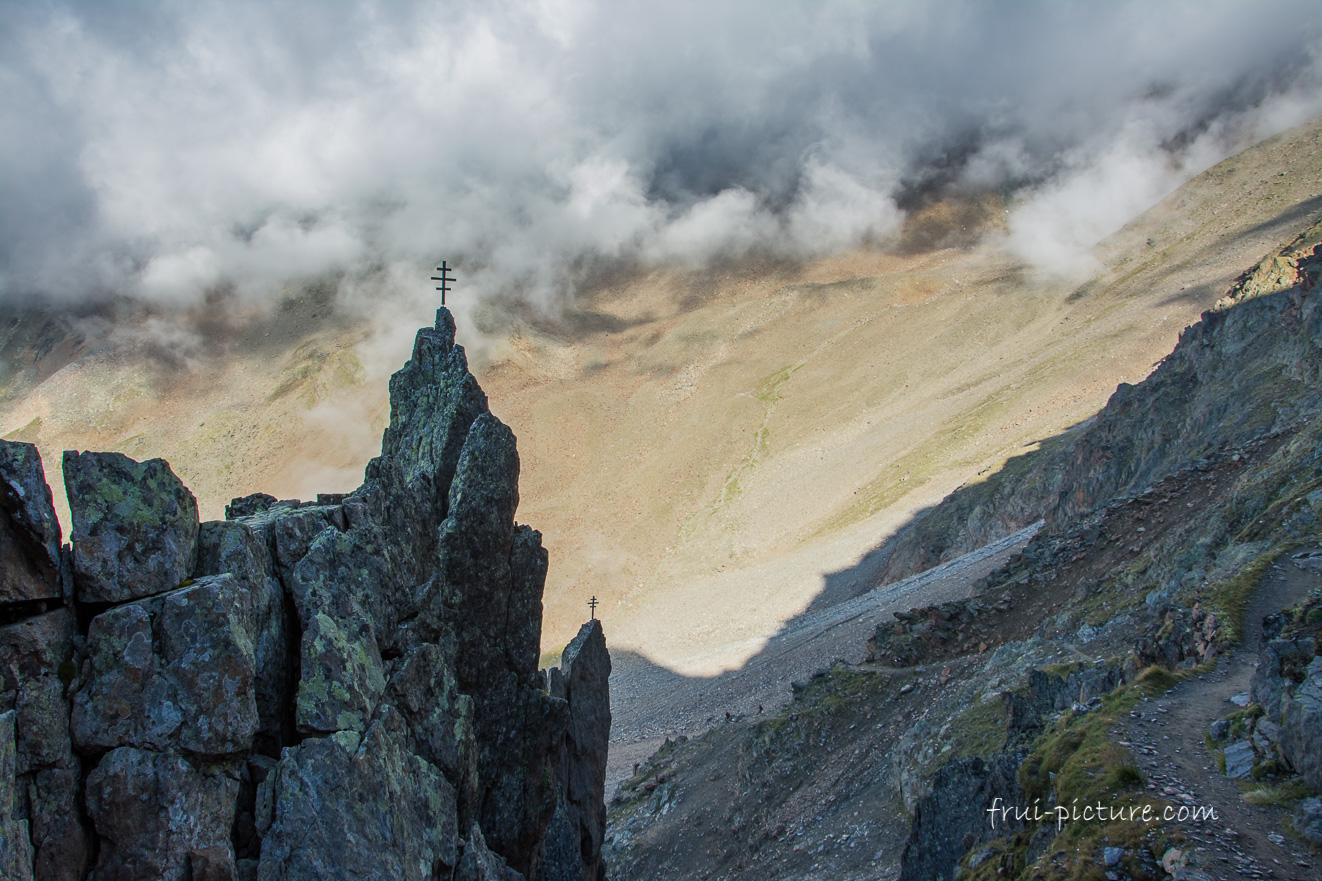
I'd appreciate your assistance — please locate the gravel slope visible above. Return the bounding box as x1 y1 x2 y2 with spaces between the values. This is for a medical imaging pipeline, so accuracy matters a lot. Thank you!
605 523 1040 796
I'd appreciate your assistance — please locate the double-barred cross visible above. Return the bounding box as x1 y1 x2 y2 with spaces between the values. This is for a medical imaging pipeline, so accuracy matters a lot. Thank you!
431 260 455 306
588 596 599 620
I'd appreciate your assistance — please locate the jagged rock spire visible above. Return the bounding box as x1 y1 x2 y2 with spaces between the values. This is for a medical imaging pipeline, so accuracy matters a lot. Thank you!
0 307 612 881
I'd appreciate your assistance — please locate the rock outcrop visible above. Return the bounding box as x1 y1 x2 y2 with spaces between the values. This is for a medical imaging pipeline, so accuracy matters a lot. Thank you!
897 752 1027 881
867 595 1015 666
0 443 88 881
64 450 200 605
875 220 1322 584
0 308 612 881
1215 587 1322 789
541 620 612 881
0 441 62 609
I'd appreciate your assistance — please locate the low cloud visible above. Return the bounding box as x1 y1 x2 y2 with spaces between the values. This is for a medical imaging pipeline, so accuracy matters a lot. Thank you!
2 0 1321 313
1005 124 1195 280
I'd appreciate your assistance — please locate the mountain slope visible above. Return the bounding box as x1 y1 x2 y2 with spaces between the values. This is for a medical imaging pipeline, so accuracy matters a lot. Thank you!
481 115 1322 656
2 117 1321 660
606 201 1322 881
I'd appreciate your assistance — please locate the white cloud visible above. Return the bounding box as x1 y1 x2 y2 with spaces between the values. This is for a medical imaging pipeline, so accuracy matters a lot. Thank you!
648 189 774 264
786 160 902 256
1005 126 1186 280
1 0 1320 309
138 246 221 303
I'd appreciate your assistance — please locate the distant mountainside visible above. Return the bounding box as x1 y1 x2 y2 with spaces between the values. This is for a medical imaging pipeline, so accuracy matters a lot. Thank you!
482 114 1322 659
874 217 1322 584
606 213 1322 880
2 117 1321 666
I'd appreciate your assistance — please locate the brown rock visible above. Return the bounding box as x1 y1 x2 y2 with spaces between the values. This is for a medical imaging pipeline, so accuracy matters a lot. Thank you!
159 577 260 755
72 575 260 756
256 710 460 881
71 598 179 752
27 767 90 881
541 620 612 881
0 609 88 880
195 520 288 751
456 824 524 881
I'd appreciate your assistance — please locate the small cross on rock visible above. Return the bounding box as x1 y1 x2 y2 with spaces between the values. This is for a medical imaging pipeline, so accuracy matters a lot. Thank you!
431 260 455 306
588 596 599 620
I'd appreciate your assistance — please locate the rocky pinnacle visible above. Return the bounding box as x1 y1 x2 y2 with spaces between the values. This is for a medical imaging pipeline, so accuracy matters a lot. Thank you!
0 308 612 881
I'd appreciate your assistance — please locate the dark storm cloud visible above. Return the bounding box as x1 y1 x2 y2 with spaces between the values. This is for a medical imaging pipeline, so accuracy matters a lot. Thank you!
2 0 1320 308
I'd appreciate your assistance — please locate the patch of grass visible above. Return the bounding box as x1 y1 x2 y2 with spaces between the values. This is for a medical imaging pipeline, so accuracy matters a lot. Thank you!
1205 545 1284 645
698 362 805 517
7 415 42 443
947 695 1010 760
1242 779 1311 807
959 834 1029 881
1133 665 1180 694
1222 704 1264 741
1011 666 1188 880
1071 570 1151 630
754 362 803 404
1104 762 1146 789
1250 758 1286 781
743 666 893 770
1040 660 1090 679
1020 672 1164 808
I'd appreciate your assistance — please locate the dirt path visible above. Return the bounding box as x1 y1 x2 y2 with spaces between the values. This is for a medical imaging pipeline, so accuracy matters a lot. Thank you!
1121 547 1320 880
606 523 1039 795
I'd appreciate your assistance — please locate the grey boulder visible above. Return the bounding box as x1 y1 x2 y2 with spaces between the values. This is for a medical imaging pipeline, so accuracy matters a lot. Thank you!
64 451 199 603
0 440 62 606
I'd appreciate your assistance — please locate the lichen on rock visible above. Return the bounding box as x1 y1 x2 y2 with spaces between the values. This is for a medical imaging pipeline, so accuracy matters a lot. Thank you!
64 450 200 604
0 308 612 881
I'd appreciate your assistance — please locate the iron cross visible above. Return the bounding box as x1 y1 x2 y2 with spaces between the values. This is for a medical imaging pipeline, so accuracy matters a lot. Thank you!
431 260 455 306
588 596 599 620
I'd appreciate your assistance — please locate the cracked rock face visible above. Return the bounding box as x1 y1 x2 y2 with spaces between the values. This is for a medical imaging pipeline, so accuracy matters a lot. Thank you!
64 450 200 604
541 620 612 881
71 575 262 757
898 752 1028 881
0 442 90 881
85 746 240 881
1250 630 1322 790
257 711 460 881
0 441 62 607
0 309 612 881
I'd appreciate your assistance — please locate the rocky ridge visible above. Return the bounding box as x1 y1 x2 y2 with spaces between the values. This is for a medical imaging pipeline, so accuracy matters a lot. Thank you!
0 308 611 881
875 218 1322 585
606 219 1322 880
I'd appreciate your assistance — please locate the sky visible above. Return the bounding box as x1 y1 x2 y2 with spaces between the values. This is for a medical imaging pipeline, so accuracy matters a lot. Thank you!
3 0 1322 315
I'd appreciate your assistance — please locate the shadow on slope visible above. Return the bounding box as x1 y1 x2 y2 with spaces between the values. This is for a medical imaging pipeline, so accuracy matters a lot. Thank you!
604 211 1322 788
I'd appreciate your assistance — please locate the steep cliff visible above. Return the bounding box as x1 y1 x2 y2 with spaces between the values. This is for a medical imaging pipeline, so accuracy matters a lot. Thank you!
606 218 1322 880
0 308 611 881
876 218 1322 584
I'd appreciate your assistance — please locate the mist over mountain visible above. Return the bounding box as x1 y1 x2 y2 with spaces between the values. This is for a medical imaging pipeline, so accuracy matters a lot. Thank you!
4 6 1322 877
3 0 1322 316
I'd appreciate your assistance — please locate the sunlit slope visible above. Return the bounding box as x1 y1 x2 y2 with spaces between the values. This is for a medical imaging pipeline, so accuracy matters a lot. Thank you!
480 117 1322 662
0 289 391 531
2 117 1320 668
